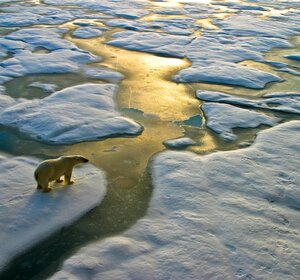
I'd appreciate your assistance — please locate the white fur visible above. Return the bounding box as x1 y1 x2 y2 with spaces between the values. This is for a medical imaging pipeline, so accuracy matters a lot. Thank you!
34 155 89 192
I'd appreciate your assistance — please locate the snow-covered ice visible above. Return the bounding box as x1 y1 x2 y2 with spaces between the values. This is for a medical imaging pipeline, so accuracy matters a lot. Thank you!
284 54 300 61
105 17 196 35
0 27 123 83
173 61 281 88
28 82 58 94
0 5 86 27
104 19 152 32
0 155 107 270
0 0 299 277
50 121 300 280
108 31 193 58
202 102 279 140
44 0 149 19
277 67 300 76
215 14 300 39
106 8 300 88
0 28 98 82
0 83 143 144
197 90 300 114
72 27 103 39
108 29 290 88
163 137 196 149
0 94 16 112
83 66 124 82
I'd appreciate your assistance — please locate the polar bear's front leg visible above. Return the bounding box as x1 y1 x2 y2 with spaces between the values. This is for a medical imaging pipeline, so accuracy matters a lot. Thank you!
41 180 52 192
64 169 74 185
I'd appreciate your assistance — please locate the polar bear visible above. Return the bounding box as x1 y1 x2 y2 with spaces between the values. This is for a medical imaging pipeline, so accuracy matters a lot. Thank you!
34 155 89 192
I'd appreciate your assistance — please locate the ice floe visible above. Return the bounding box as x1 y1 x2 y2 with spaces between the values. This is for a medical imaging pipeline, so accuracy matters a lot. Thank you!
108 30 289 88
108 31 193 58
44 0 148 19
276 67 300 76
0 28 99 82
0 5 86 27
104 19 152 32
0 27 123 83
28 82 58 94
151 18 197 36
202 102 279 140
216 2 269 12
163 137 196 149
197 90 300 114
0 155 107 270
72 27 103 39
284 54 300 61
0 83 143 144
106 16 198 36
173 61 281 88
215 14 300 39
174 32 289 88
107 8 300 88
0 94 16 112
50 121 300 280
83 66 124 82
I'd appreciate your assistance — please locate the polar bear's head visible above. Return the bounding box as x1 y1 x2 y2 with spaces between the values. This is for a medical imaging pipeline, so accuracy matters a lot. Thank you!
61 155 89 164
73 155 89 163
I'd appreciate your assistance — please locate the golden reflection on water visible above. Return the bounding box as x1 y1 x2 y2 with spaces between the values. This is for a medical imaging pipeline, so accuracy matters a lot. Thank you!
62 27 217 188
67 31 200 121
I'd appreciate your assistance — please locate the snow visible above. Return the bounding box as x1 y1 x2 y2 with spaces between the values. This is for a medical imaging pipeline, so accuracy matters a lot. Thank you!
265 60 288 68
0 94 16 111
0 83 143 144
202 102 279 140
197 90 300 114
173 61 281 89
215 14 300 39
105 17 198 35
163 137 196 149
217 3 269 12
151 18 196 36
50 121 300 280
72 27 103 39
0 155 107 270
0 27 123 84
284 54 300 61
108 30 289 88
83 66 124 82
0 85 6 94
28 82 58 93
0 5 83 27
4 27 74 51
108 31 193 58
44 0 149 19
0 28 98 83
277 67 300 76
104 19 152 32
106 8 300 88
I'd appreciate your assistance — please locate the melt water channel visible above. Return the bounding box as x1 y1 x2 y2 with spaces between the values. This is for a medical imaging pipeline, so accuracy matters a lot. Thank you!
1 8 300 280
